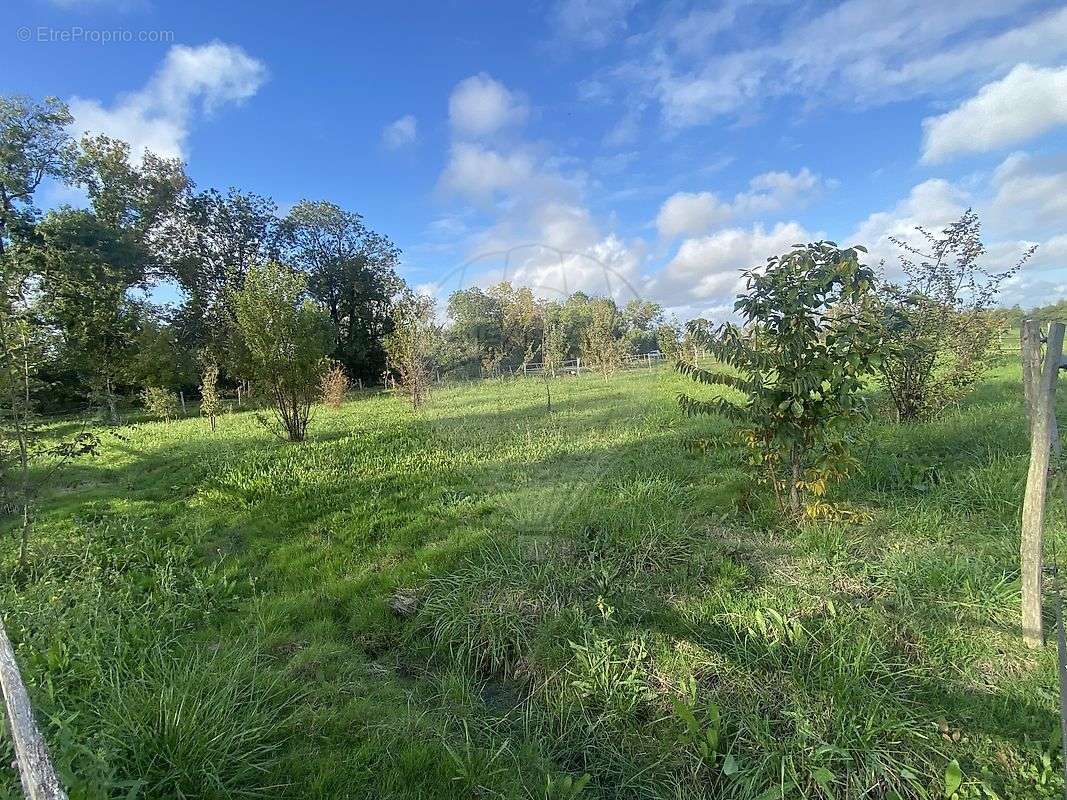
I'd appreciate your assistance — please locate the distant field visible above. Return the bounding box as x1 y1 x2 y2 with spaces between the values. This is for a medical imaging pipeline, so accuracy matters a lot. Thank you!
2 360 1064 799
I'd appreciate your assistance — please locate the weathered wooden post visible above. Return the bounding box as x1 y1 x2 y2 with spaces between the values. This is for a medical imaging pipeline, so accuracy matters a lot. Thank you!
0 619 66 800
179 391 186 415
1021 319 1065 647
576 357 581 377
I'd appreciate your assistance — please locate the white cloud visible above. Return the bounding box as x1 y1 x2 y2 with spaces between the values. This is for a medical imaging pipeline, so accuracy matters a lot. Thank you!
849 178 967 268
439 142 535 200
597 1 1067 130
922 64 1067 163
649 221 815 308
382 114 417 149
550 0 637 49
69 41 267 160
655 168 826 238
448 73 528 137
988 151 1067 235
656 191 732 238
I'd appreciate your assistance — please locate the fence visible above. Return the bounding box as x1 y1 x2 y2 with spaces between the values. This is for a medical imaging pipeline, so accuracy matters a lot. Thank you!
0 618 66 800
518 350 669 377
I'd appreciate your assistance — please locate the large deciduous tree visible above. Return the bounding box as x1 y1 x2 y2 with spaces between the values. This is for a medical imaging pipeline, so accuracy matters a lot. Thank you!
276 200 403 385
0 95 75 258
160 187 278 362
35 209 145 419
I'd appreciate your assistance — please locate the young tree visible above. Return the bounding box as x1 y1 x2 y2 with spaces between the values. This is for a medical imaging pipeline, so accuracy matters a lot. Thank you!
875 210 1032 421
582 297 624 376
541 301 566 376
384 292 440 410
198 360 223 432
232 262 333 442
678 242 882 518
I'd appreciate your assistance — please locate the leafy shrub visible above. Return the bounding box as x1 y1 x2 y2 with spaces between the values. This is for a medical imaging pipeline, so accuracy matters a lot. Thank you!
678 241 881 518
319 360 349 408
140 386 179 422
232 261 334 442
875 210 1032 421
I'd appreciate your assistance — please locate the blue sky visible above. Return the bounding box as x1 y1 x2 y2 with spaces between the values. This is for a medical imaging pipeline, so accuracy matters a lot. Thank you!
6 0 1067 318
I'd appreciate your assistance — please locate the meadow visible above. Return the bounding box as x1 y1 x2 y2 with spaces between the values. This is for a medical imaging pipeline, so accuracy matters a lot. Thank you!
1 359 1064 800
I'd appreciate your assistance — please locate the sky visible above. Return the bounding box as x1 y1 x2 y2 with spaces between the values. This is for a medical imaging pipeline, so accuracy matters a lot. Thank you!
5 0 1067 319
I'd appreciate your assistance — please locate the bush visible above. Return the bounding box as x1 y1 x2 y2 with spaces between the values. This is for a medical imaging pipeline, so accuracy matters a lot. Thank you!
320 360 349 408
875 210 1032 421
140 386 179 422
232 262 334 442
678 241 881 518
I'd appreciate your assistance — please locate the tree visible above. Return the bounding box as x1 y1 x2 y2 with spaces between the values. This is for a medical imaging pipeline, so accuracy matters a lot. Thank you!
582 298 624 376
621 298 664 355
232 261 333 442
542 301 566 376
199 361 223 432
875 209 1032 421
678 242 882 518
277 201 404 385
73 134 188 277
160 188 277 362
0 95 76 258
35 209 145 420
385 292 440 410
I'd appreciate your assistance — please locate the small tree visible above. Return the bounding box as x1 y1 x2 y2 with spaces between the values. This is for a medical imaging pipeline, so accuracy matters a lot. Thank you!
678 242 882 518
582 298 623 376
232 262 333 442
140 386 179 422
320 361 349 408
875 210 1033 421
384 293 439 410
198 362 223 432
542 307 566 377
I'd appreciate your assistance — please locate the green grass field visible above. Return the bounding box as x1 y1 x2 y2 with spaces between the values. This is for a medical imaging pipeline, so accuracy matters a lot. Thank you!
2 360 1065 799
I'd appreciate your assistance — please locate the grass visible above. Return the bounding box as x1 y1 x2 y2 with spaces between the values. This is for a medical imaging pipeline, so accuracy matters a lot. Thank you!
1 359 1065 799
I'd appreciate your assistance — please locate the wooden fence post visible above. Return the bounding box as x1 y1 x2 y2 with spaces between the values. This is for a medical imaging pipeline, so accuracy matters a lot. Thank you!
1021 319 1065 647
0 618 67 800
576 357 581 377
179 391 186 415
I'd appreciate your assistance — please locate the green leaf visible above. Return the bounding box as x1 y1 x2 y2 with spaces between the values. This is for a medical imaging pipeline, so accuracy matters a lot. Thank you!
812 766 835 798
722 753 739 776
944 759 962 798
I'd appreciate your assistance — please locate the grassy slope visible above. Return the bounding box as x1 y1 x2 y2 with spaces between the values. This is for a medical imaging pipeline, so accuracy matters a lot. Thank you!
1 360 1065 799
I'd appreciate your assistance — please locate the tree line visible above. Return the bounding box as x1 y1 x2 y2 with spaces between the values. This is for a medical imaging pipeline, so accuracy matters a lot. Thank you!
0 94 691 424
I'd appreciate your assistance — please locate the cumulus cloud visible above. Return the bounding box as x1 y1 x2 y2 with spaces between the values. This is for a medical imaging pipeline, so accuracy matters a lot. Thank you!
448 73 529 137
382 114 417 149
922 64 1067 163
655 168 826 238
988 151 1067 235
656 191 732 238
849 178 967 268
439 142 535 200
69 41 267 160
649 221 814 308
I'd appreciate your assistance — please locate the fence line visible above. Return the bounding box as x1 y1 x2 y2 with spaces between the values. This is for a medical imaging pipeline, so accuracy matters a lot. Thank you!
0 618 66 800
